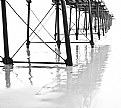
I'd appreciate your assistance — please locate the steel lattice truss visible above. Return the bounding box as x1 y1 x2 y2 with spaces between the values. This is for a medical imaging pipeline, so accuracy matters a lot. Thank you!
0 0 113 66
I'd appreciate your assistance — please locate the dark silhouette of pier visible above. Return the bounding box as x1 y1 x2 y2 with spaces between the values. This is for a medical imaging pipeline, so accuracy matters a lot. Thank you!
0 0 113 66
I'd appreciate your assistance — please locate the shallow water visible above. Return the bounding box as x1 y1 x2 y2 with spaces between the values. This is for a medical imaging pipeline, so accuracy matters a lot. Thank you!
0 44 114 108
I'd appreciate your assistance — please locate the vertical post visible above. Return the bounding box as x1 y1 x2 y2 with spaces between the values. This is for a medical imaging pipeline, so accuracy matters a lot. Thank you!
102 18 105 36
88 0 94 48
77 10 80 36
94 16 97 32
105 12 108 33
69 6 72 35
97 1 100 40
1 0 13 64
85 9 88 37
26 0 31 49
108 14 110 30
56 0 61 50
104 12 106 33
83 12 85 32
75 4 78 40
102 10 105 36
60 0 73 66
54 11 57 40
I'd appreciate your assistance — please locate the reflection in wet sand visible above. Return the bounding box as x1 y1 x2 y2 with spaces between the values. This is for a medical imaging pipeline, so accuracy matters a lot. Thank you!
27 48 33 85
0 45 110 108
4 65 12 88
35 45 110 108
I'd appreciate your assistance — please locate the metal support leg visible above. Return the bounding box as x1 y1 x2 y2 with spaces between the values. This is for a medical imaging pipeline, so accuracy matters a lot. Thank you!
88 0 94 48
85 10 88 37
77 10 81 37
102 15 105 36
56 0 61 50
75 4 78 40
26 0 31 49
1 0 13 64
97 1 100 40
60 0 73 66
69 6 72 35
105 13 108 33
104 13 107 33
94 16 97 32
83 13 85 32
54 11 57 40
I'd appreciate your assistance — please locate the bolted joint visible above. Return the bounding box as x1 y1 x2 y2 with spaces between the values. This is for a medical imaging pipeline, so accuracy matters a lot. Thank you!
90 40 94 48
56 40 61 47
26 0 32 3
2 57 13 65
26 41 30 48
65 59 73 66
75 32 78 40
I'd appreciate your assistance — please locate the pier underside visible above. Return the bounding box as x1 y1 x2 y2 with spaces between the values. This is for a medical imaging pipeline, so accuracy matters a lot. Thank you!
0 0 113 66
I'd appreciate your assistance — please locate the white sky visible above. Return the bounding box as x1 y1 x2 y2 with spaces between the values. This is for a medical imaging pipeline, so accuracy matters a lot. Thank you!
104 0 121 24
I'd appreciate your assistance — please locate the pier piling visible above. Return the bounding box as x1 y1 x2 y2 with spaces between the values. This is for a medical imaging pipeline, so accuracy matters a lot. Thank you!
1 0 13 64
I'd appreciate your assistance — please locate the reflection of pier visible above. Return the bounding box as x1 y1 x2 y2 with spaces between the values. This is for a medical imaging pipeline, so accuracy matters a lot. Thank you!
0 0 113 66
0 45 110 108
35 45 110 108
4 65 11 88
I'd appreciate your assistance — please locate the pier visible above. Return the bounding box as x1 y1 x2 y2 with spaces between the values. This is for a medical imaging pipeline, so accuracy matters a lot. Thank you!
1 1 121 108
0 0 113 66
